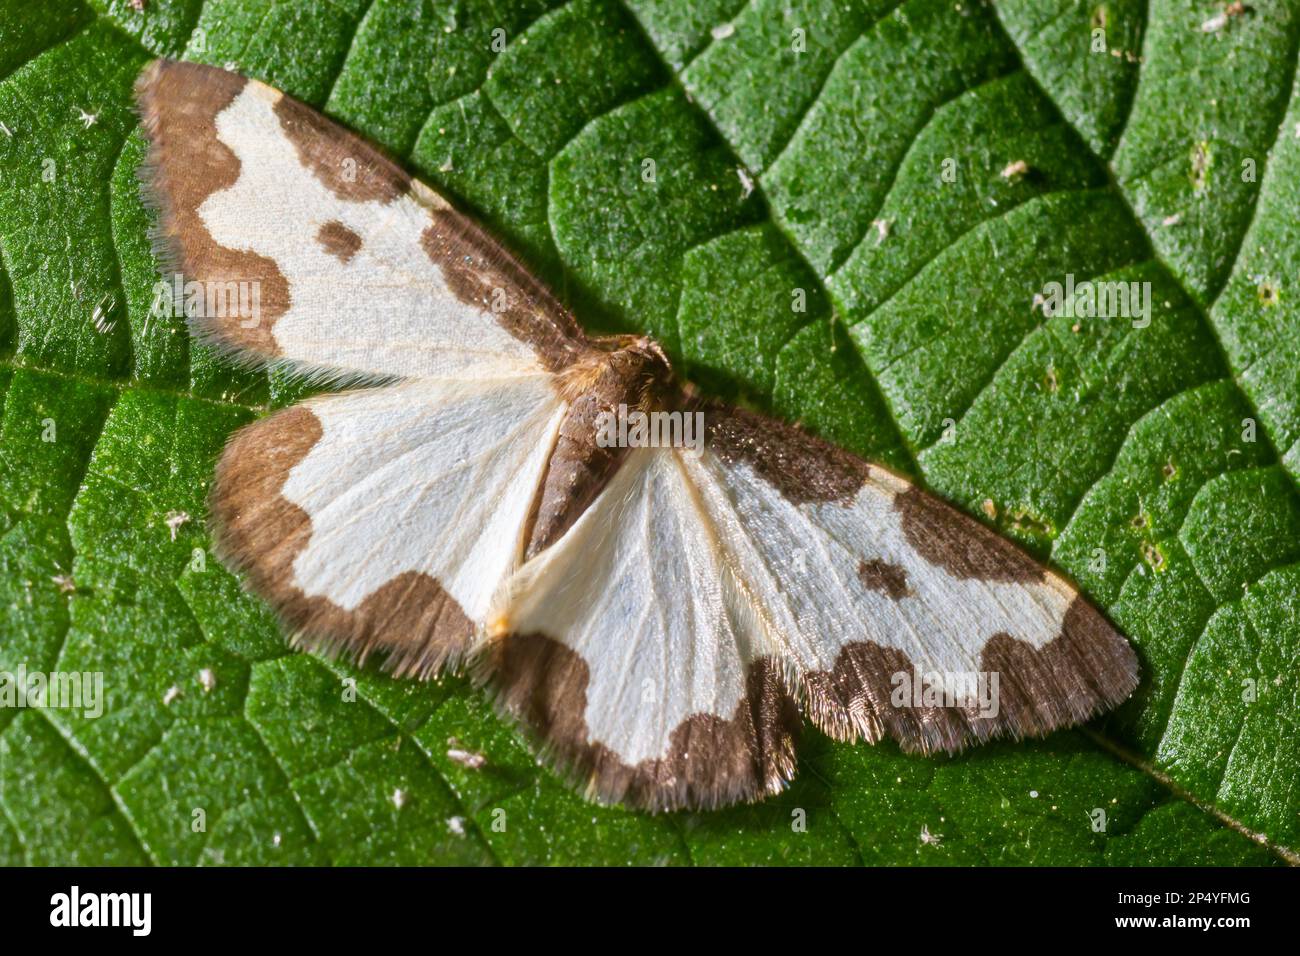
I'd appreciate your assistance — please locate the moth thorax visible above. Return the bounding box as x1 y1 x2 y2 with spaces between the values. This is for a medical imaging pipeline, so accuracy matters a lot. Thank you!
558 336 675 408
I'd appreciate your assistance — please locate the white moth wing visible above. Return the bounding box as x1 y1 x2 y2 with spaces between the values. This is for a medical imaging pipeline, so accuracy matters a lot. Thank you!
690 405 1140 753
692 457 1071 668
484 448 799 812
201 87 535 381
283 376 564 620
212 373 566 677
135 58 586 385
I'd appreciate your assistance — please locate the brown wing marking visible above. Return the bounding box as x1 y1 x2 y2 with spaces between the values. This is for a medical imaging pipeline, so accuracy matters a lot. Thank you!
704 401 1140 756
419 212 589 372
210 407 474 678
135 58 288 359
478 633 801 813
802 597 1139 755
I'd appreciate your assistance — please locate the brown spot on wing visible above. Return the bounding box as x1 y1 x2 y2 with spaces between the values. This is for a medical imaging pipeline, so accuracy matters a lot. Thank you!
420 211 587 372
893 484 1044 583
134 58 289 358
857 558 911 600
211 405 474 678
802 594 1138 755
480 633 800 812
316 219 362 263
704 403 868 505
272 92 411 204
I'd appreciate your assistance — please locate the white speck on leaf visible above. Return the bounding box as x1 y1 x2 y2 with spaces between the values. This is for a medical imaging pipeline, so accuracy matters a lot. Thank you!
1001 159 1029 181
446 743 486 769
736 166 755 198
165 510 190 541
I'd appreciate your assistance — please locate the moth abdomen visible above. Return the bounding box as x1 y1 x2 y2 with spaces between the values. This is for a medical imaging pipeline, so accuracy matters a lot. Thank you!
525 339 677 558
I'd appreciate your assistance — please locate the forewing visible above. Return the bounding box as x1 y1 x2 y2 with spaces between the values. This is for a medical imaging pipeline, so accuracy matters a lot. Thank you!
135 58 587 384
212 374 566 677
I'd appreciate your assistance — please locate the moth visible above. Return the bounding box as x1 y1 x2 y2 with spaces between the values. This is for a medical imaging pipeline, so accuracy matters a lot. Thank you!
135 59 1139 812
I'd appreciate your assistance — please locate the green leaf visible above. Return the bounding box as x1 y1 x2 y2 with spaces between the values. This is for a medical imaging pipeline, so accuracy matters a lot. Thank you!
0 0 1294 865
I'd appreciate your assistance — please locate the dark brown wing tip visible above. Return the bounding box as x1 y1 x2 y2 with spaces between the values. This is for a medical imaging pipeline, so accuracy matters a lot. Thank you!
975 594 1139 748
475 633 801 813
803 594 1139 758
133 58 248 135
132 57 247 229
209 406 475 681
133 58 205 279
133 59 288 375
